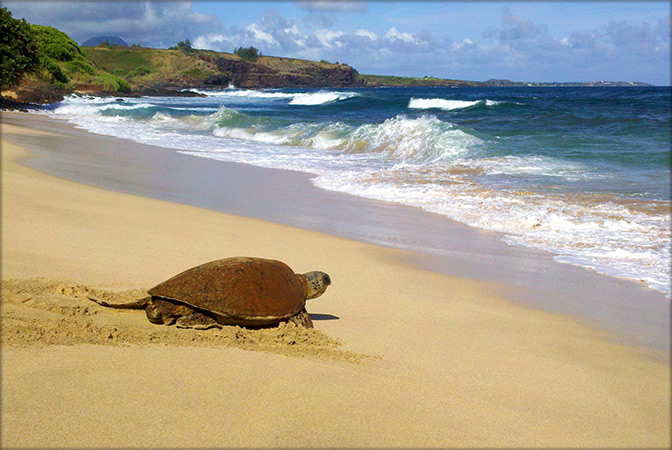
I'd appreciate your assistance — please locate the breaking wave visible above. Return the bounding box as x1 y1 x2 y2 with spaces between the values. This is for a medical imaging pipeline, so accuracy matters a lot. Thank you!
409 98 503 111
187 87 359 105
203 108 481 163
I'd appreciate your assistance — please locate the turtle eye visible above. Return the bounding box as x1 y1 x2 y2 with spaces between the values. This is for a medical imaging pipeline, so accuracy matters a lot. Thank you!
322 274 331 286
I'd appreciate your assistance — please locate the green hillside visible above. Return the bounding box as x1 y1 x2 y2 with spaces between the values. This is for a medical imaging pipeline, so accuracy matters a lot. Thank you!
30 25 130 94
82 46 219 88
82 45 363 90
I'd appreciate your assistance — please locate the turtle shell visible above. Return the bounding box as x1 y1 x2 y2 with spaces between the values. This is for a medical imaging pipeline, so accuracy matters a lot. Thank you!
148 257 305 323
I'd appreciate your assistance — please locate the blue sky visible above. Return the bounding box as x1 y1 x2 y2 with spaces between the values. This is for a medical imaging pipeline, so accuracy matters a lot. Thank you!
5 1 670 85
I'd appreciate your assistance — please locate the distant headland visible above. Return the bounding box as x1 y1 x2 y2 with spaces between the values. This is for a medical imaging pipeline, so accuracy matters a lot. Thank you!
81 36 129 47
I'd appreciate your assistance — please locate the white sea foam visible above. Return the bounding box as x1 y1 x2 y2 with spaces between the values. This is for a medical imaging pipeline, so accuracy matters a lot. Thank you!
201 89 295 99
468 155 593 180
348 116 480 162
203 113 483 164
408 98 507 111
409 98 479 110
313 168 671 295
150 112 180 124
410 98 506 111
291 116 482 163
289 91 358 105
212 125 291 145
187 87 358 105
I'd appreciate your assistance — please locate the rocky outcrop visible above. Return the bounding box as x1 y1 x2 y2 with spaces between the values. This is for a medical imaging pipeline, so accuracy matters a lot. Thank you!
200 54 364 89
4 79 69 104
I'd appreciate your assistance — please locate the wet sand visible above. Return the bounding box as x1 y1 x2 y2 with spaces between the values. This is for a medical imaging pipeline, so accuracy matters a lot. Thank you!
1 112 670 448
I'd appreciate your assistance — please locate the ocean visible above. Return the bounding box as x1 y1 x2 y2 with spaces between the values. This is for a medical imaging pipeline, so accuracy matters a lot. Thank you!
42 86 671 297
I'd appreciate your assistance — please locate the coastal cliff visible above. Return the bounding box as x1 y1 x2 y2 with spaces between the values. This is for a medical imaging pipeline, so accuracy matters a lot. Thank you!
83 45 365 91
5 42 366 104
195 51 363 88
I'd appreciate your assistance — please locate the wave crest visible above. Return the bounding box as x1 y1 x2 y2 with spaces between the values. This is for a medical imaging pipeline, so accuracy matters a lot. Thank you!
342 115 481 162
203 110 483 164
408 98 503 111
187 88 359 105
289 91 359 105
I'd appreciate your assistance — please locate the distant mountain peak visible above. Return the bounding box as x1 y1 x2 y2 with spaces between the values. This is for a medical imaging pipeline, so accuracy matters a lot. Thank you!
82 36 129 47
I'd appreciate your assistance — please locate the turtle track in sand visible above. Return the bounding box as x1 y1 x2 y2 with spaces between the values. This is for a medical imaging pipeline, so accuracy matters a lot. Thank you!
1 278 366 363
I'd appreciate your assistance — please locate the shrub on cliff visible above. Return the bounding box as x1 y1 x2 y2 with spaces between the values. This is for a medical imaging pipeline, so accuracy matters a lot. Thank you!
98 72 131 93
42 58 68 84
30 24 102 84
234 46 261 62
0 7 40 90
171 40 193 53
31 24 84 62
66 59 97 76
30 24 129 93
128 65 153 77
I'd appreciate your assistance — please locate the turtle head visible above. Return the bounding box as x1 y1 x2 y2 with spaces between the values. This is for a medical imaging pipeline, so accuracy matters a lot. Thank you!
299 271 331 300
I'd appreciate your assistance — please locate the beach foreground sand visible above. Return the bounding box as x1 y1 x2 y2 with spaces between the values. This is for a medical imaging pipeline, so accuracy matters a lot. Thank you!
1 114 670 447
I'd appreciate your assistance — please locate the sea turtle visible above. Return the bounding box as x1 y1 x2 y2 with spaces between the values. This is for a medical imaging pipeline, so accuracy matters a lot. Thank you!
88 257 331 329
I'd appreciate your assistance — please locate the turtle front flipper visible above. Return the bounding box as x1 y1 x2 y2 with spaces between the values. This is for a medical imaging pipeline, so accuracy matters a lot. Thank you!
287 307 313 328
146 298 197 325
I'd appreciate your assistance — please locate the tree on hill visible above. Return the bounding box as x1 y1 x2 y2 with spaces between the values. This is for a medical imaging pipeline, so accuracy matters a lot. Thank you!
171 39 192 53
234 46 261 61
0 7 40 90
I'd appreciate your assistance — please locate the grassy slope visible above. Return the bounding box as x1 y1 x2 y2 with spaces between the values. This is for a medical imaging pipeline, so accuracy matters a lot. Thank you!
83 45 482 90
31 25 130 94
82 46 218 86
83 46 362 89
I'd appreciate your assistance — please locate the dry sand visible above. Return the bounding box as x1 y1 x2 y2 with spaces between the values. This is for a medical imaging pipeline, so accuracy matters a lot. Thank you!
1 114 670 448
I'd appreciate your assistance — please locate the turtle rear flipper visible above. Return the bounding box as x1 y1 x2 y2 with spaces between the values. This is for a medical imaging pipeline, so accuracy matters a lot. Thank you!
88 296 151 309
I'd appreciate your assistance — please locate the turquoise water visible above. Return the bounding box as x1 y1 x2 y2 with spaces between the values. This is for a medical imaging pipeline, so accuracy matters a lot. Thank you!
44 86 671 295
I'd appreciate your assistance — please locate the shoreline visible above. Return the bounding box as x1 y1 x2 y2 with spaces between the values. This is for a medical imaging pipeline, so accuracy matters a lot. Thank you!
3 111 669 352
1 111 670 447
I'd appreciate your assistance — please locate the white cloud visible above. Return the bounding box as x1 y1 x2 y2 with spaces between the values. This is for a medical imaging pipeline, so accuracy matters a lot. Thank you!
285 25 301 35
560 30 598 50
245 23 278 46
315 29 345 48
498 6 546 40
7 3 316 54
452 38 475 50
284 25 307 47
193 33 232 51
383 26 415 43
355 29 378 41
3 1 223 48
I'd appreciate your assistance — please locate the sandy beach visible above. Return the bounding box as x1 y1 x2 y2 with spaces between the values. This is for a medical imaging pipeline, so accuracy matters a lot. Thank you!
1 111 670 447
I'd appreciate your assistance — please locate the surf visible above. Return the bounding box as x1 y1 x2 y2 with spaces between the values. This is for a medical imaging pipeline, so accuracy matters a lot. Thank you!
42 87 672 296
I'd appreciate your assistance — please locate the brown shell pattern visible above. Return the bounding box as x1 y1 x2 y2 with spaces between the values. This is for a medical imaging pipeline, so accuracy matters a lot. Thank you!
148 257 305 320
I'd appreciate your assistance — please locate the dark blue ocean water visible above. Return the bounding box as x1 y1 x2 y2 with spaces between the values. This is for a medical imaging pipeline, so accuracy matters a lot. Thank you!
44 86 671 295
